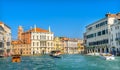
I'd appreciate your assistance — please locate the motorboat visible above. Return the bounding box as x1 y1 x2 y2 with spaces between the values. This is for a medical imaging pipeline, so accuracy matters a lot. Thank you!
50 50 62 58
11 54 21 62
100 53 115 60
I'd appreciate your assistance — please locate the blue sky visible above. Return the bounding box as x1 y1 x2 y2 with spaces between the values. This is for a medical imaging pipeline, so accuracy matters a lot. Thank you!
0 0 120 40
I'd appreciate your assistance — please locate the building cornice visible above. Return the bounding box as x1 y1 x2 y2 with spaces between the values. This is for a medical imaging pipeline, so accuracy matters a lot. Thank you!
86 17 107 28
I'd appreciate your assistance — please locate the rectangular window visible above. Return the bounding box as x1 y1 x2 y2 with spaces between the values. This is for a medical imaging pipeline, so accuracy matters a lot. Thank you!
37 42 39 46
0 42 3 48
40 35 41 39
48 36 49 40
37 36 38 39
51 43 52 46
116 33 117 38
48 42 49 46
115 26 117 30
105 21 107 24
96 25 98 28
94 33 96 37
102 30 105 35
33 42 34 46
51 36 52 40
106 29 108 34
98 31 101 36
33 36 34 39
7 42 10 46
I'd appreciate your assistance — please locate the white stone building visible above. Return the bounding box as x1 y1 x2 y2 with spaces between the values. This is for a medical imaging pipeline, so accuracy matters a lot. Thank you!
0 22 11 55
63 38 78 54
84 13 120 54
31 26 54 54
110 19 120 54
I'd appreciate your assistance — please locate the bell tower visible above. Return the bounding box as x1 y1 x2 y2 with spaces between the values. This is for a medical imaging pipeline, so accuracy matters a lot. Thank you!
18 26 23 40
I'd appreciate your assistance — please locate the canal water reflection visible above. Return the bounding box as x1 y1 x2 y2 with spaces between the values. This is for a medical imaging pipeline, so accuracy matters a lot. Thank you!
0 54 120 70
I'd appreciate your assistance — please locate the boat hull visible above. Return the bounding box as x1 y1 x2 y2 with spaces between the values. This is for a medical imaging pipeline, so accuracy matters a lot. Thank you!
100 56 115 60
12 55 21 62
50 54 61 58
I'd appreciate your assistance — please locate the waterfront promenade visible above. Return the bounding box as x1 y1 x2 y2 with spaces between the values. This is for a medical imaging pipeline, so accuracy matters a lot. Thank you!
0 54 120 70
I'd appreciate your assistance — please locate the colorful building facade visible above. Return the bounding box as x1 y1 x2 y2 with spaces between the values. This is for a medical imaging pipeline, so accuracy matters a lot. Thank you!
53 37 64 53
11 25 54 55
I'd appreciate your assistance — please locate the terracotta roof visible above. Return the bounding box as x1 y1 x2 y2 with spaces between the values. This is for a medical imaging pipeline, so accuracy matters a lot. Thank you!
11 40 22 45
61 37 69 41
0 22 3 25
27 28 48 33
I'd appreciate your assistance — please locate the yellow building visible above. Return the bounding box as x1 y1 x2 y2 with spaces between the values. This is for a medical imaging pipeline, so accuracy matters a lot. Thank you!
77 40 84 54
11 40 31 56
53 37 64 53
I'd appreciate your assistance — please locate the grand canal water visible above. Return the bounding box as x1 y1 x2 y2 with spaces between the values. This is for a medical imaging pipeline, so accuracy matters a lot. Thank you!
0 54 120 70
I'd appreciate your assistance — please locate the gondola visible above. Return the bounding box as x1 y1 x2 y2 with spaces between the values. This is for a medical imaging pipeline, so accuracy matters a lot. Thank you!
50 50 62 58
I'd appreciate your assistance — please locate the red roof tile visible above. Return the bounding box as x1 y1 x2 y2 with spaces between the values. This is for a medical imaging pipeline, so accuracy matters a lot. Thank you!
27 28 48 33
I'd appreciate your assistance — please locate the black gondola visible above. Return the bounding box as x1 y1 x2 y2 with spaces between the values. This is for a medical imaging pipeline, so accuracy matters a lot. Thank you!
50 50 61 58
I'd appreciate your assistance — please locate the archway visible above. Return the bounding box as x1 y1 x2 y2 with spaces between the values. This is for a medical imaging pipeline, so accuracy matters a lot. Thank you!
98 48 100 53
42 50 45 54
33 51 35 55
102 48 104 53
106 48 109 53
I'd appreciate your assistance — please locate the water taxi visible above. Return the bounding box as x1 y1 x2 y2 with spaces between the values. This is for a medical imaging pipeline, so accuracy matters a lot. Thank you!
12 54 21 62
100 53 115 60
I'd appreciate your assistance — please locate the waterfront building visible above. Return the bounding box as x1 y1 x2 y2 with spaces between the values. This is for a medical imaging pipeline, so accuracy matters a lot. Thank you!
61 37 78 54
12 25 54 55
77 39 84 54
31 26 54 54
13 26 54 55
11 26 31 55
0 22 11 56
53 37 64 53
110 19 120 55
11 40 31 55
84 13 120 54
